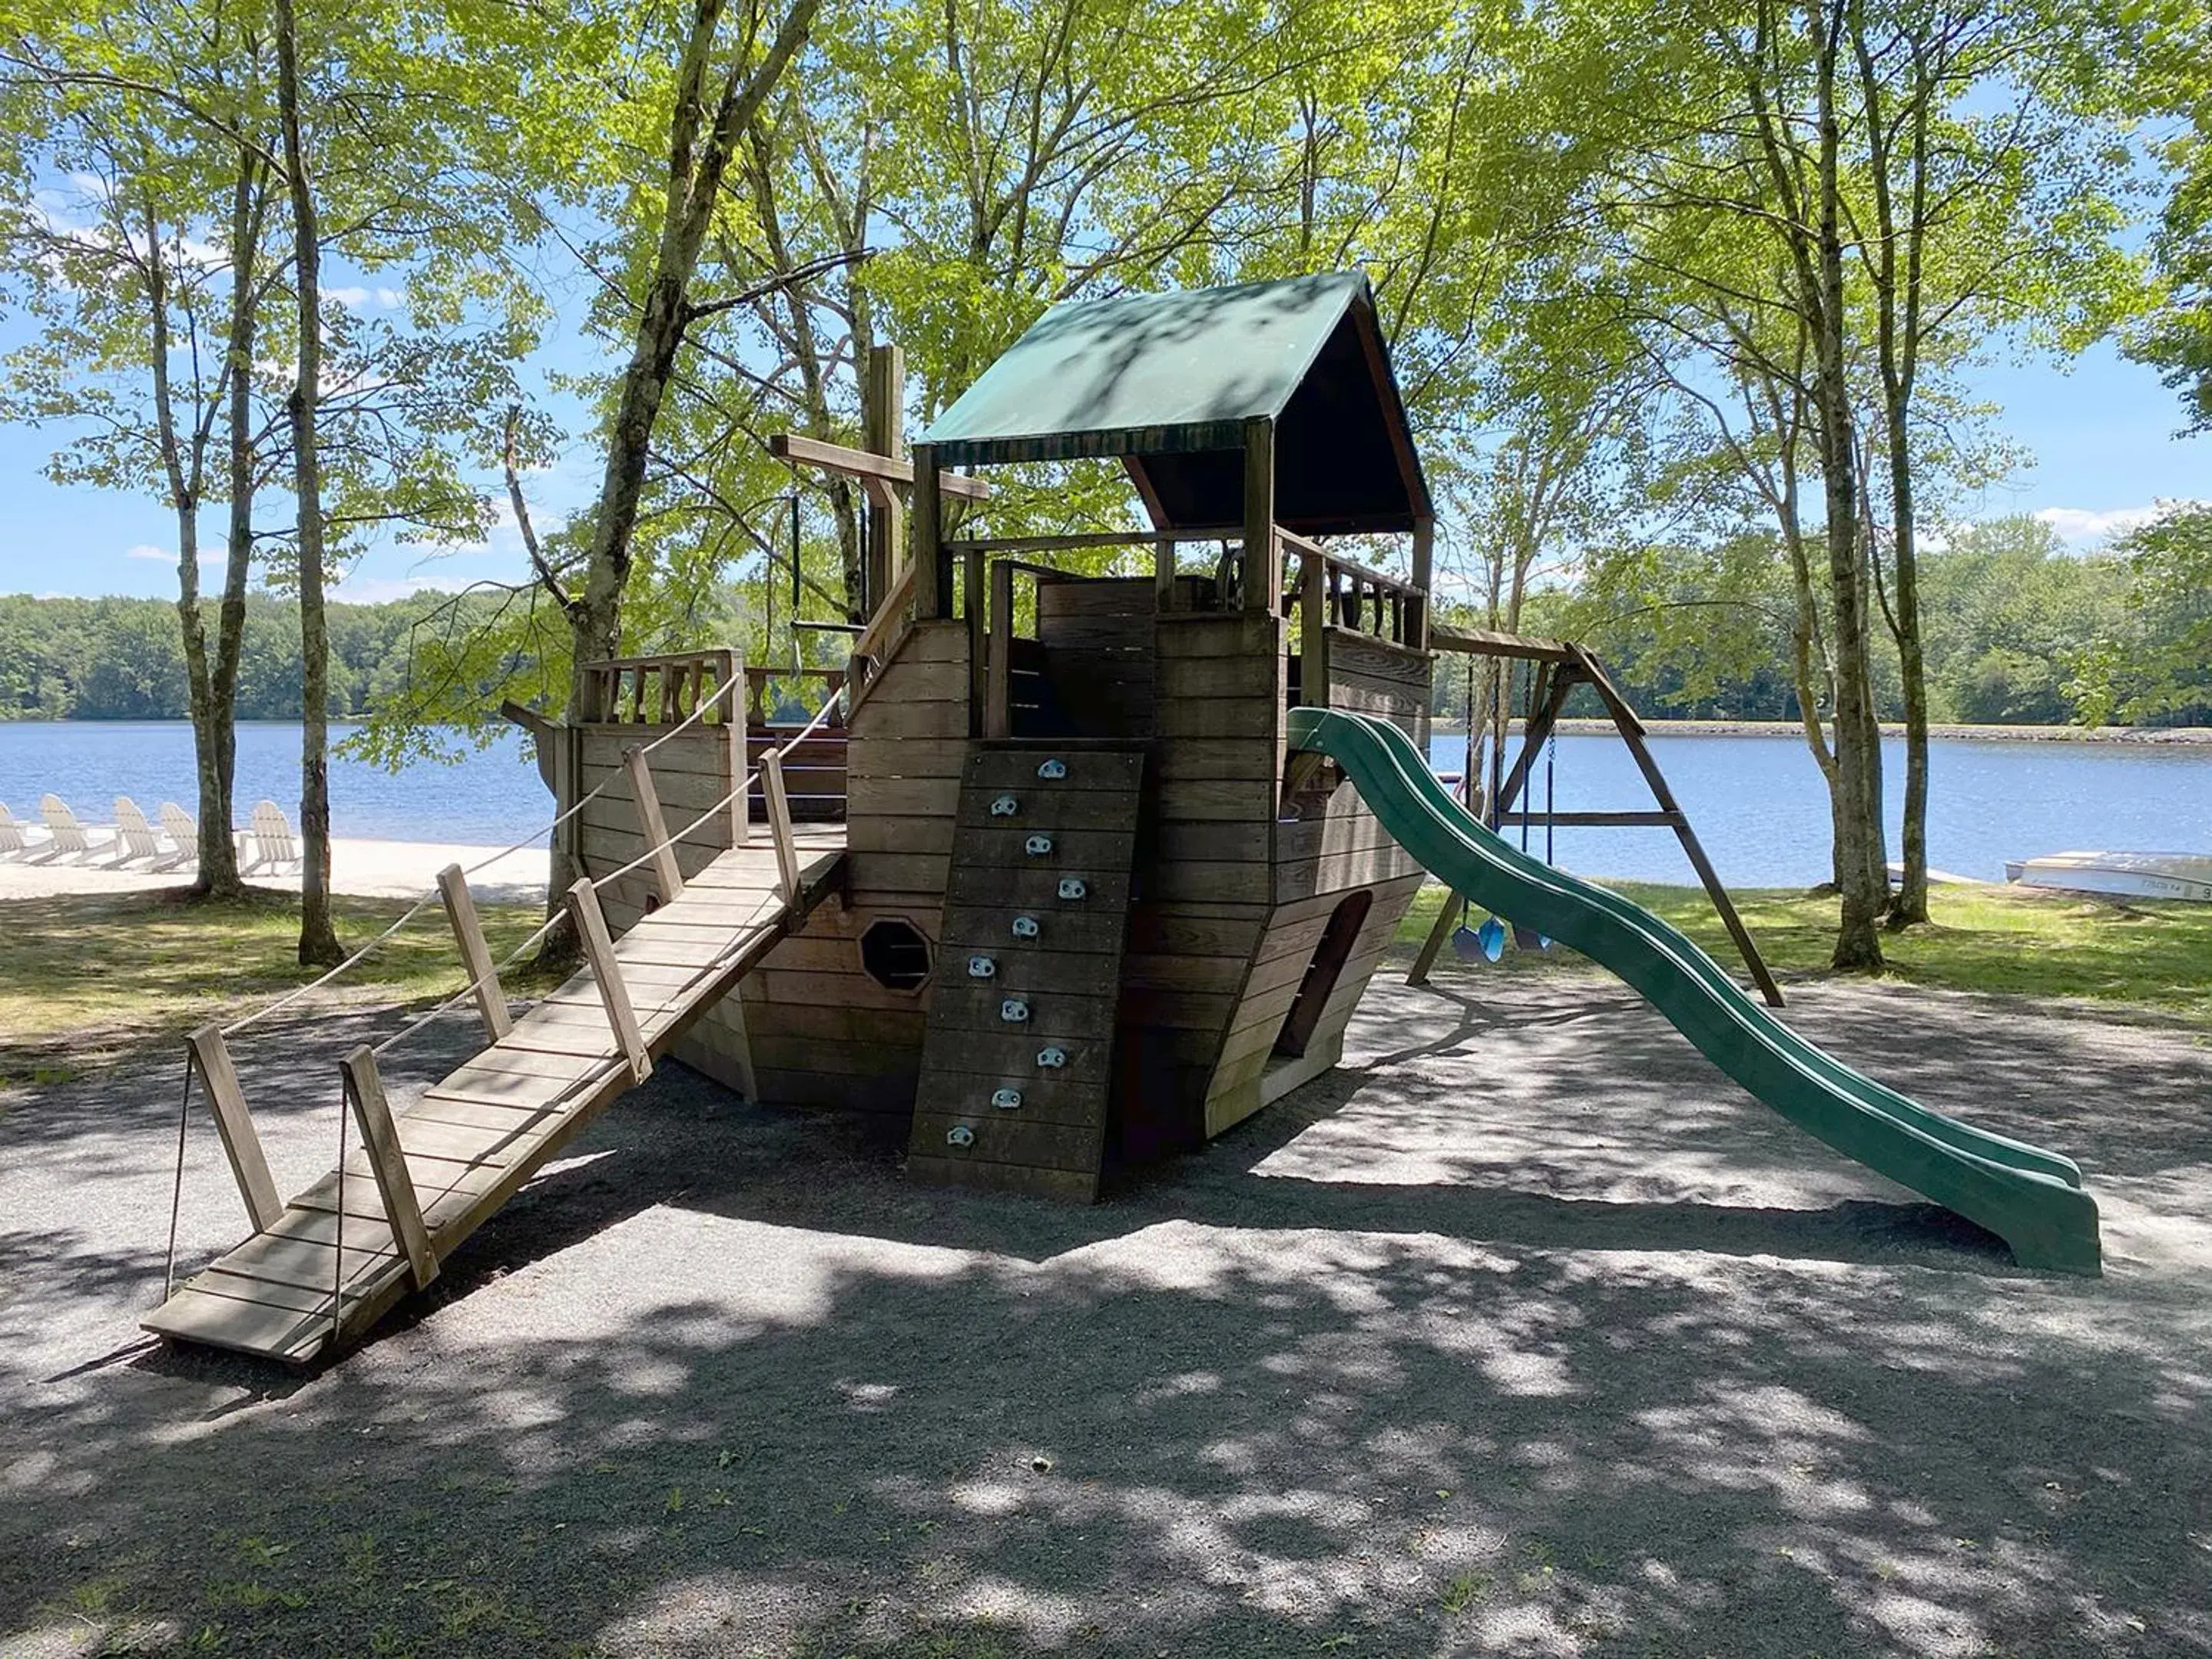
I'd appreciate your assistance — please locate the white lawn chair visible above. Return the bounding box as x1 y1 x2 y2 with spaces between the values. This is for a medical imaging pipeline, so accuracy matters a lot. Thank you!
111 797 168 868
39 794 105 863
0 803 30 859
237 800 300 873
159 802 200 870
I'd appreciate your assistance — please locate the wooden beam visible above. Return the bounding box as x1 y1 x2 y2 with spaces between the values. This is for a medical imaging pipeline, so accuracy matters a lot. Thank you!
986 557 1015 739
861 344 906 611
911 442 944 618
758 750 801 910
621 746 684 902
1429 624 1575 663
1298 545 1328 707
339 1046 439 1290
964 548 986 736
1565 644 1784 1009
1241 416 1275 613
1409 520 1433 651
1495 810 1684 828
187 1025 283 1232
768 432 989 500
1492 667 1581 823
436 864 512 1041
943 528 1240 556
1407 895 1459 988
569 877 652 1080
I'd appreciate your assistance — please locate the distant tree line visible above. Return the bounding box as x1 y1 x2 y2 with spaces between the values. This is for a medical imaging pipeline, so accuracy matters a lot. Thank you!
1452 512 2210 730
0 591 508 722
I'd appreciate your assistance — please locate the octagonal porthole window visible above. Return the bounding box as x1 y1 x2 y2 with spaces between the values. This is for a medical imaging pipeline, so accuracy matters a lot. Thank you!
860 917 933 992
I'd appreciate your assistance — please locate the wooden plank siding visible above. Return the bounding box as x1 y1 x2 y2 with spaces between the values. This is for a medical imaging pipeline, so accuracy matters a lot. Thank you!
911 741 1147 1200
688 620 980 1111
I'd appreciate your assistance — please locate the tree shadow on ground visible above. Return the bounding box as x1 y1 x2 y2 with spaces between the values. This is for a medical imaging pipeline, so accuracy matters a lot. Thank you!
4 963 2210 1656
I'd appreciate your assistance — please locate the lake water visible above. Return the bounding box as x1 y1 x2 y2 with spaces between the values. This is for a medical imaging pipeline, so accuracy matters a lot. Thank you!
3 720 2208 886
1 721 548 849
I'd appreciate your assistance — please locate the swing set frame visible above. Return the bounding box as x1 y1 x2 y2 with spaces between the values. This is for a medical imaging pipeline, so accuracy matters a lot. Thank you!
1409 624 1785 1008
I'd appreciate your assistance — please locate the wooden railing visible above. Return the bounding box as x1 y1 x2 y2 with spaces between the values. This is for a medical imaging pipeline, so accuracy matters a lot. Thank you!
578 648 741 726
1281 530 1424 651
743 667 848 822
743 666 847 730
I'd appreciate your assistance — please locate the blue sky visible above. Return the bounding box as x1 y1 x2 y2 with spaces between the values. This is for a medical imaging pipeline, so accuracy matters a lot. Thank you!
0 317 2200 604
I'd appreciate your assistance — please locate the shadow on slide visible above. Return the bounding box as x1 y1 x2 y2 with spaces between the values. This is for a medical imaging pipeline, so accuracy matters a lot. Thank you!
1288 707 2101 1275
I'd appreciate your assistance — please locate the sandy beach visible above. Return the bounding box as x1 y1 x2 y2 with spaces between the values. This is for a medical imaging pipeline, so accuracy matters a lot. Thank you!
0 833 549 905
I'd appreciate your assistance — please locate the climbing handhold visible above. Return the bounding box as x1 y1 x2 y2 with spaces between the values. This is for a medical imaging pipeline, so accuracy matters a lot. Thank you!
1057 877 1087 900
945 1124 975 1147
991 1088 1023 1111
1037 759 1067 780
1036 1046 1067 1069
1025 834 1053 856
967 955 996 979
990 794 1019 817
1012 915 1040 939
1000 998 1030 1023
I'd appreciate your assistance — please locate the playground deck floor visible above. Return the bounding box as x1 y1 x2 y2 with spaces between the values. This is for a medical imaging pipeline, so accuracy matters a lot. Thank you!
4 956 2209 1657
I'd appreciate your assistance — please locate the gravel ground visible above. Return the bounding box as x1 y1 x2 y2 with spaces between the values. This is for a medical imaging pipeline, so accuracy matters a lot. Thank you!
3 959 2209 1658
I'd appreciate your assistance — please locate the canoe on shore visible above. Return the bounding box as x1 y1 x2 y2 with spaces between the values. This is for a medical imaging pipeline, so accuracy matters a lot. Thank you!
2005 850 2212 902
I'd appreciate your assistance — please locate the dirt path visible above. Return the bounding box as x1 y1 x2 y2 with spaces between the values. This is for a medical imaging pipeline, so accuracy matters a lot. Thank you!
4 963 2208 1657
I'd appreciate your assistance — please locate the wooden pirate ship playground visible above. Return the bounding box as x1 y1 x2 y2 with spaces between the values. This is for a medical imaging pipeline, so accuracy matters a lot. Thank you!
144 273 2104 1365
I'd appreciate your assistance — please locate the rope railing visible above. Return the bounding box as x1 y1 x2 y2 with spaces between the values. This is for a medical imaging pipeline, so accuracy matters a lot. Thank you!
219 670 747 1039
161 666 839 1330
366 691 839 1064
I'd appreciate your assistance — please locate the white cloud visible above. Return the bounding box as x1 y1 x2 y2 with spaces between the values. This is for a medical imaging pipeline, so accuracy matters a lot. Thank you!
325 285 405 309
125 545 219 565
328 574 472 604
2033 505 2164 545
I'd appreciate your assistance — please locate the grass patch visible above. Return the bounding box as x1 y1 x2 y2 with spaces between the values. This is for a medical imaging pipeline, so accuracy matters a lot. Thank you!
1398 879 2212 1025
0 886 557 1071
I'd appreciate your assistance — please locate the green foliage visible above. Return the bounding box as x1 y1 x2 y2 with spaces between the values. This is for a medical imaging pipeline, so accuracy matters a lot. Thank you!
2072 502 2212 724
0 590 514 722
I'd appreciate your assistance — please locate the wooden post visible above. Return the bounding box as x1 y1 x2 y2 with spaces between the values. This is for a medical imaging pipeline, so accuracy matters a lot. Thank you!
186 1025 283 1231
435 864 512 1041
622 745 684 902
911 442 943 618
723 648 750 846
862 343 906 614
986 558 1015 739
568 876 652 1080
759 749 801 909
1409 520 1433 651
1241 416 1275 612
965 548 986 737
1299 547 1329 708
339 1046 439 1290
1154 535 1177 612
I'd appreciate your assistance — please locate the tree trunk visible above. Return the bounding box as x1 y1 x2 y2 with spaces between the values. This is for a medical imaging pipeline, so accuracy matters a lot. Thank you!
275 0 342 966
204 161 268 897
567 0 820 711
1810 0 1886 971
1889 449 1930 926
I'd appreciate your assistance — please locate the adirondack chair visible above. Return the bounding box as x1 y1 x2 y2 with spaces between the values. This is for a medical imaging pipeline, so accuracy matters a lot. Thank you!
0 803 30 859
158 802 200 869
39 794 104 863
111 797 168 867
237 800 300 873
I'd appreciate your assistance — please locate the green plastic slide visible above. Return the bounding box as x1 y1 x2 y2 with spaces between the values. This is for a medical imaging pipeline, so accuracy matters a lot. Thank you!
1288 706 2101 1275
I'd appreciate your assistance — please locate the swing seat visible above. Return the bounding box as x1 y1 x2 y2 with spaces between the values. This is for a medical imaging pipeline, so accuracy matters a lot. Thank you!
1453 916 1506 962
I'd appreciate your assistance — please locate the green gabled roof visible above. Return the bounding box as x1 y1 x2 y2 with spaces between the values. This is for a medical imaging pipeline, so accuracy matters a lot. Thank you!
919 273 1432 536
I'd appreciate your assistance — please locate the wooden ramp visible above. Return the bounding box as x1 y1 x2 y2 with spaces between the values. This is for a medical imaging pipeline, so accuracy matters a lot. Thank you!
144 827 846 1364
